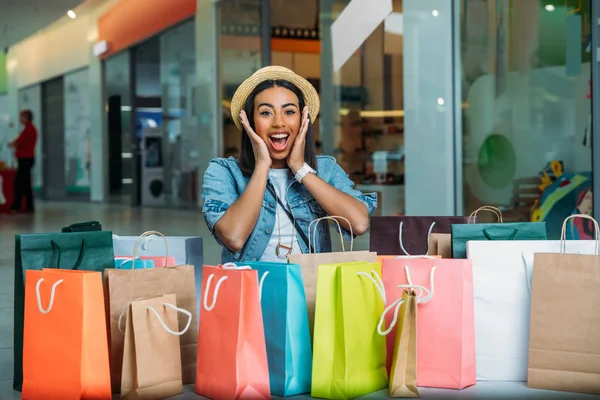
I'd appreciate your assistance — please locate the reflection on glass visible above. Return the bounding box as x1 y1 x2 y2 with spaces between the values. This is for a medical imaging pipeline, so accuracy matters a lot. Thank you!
460 0 593 238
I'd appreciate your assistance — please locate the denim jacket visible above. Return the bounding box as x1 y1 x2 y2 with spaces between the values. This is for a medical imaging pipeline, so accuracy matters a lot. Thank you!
202 155 378 263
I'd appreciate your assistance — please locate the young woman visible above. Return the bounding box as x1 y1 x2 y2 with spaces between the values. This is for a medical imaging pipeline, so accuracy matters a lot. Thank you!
202 66 377 263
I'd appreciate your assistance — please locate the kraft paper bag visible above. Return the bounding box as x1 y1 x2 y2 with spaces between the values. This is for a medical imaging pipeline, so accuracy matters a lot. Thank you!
121 294 190 400
106 231 197 392
388 290 419 398
427 233 452 258
528 215 600 395
196 264 270 399
468 238 598 382
370 216 472 256
22 269 111 400
288 217 377 336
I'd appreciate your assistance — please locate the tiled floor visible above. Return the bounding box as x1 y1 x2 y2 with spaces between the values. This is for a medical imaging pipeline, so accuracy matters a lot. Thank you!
0 202 598 399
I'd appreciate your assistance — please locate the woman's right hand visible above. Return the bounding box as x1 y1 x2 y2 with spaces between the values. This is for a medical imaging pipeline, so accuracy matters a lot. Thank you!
240 111 271 170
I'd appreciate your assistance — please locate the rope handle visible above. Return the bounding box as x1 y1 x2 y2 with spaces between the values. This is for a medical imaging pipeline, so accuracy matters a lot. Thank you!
357 270 386 303
116 256 145 269
132 231 169 267
203 274 228 311
377 284 431 336
521 252 534 294
147 302 193 336
36 278 64 314
468 206 503 223
50 239 86 270
560 214 600 255
308 216 354 254
398 221 436 256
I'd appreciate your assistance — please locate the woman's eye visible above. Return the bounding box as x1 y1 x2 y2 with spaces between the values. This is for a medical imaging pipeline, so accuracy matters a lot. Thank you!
260 110 272 116
284 109 296 115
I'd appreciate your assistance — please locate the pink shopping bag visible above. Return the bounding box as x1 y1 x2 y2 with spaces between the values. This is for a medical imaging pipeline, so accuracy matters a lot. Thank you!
381 258 476 389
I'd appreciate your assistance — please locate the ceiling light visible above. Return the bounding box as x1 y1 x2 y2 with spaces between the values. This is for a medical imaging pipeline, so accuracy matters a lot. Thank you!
437 97 445 106
432 10 439 17
545 4 555 12
67 10 76 19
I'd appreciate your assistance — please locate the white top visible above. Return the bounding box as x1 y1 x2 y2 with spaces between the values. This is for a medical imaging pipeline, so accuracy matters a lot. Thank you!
260 168 302 261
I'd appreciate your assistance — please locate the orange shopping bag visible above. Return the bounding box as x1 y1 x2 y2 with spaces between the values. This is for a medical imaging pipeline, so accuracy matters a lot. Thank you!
196 264 270 399
22 269 111 400
381 258 475 389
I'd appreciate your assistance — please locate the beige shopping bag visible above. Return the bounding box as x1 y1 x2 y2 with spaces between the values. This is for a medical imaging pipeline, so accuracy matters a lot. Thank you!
121 294 191 400
106 231 197 392
389 290 419 398
427 233 452 258
288 217 377 335
528 215 600 395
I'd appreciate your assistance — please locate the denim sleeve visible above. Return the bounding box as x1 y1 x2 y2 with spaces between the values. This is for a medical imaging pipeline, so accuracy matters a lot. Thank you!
201 159 238 247
325 157 378 240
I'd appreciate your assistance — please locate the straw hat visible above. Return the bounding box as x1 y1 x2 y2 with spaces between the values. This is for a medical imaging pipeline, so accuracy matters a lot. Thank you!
230 65 320 131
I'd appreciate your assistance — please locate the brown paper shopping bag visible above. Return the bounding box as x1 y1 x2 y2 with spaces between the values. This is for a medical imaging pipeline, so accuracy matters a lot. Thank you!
106 231 197 392
427 233 452 258
121 293 191 400
528 215 600 395
389 290 419 398
288 217 376 335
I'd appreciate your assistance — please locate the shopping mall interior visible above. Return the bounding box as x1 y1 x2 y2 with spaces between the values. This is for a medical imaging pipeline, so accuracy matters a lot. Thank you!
0 0 600 399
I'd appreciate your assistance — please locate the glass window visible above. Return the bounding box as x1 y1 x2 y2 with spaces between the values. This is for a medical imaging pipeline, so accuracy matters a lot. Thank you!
460 0 593 238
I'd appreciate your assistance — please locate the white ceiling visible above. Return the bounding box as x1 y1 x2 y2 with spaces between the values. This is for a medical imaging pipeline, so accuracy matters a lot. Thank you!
0 0 85 50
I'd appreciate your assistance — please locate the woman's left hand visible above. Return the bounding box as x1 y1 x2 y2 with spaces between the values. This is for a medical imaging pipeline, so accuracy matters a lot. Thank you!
287 106 310 173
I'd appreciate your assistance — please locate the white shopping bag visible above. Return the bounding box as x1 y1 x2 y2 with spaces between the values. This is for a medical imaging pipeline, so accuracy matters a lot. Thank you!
112 234 204 317
467 239 598 382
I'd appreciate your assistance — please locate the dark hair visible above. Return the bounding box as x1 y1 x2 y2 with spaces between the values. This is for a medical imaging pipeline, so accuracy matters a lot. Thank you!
238 79 317 176
20 109 33 122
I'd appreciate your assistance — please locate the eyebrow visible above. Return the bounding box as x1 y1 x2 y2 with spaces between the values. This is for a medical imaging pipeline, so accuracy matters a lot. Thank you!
257 102 298 109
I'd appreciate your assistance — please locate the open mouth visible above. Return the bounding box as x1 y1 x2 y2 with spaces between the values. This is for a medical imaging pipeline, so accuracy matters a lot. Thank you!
268 133 290 152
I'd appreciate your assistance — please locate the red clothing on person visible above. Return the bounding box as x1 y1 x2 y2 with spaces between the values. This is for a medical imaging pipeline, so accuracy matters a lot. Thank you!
13 122 38 159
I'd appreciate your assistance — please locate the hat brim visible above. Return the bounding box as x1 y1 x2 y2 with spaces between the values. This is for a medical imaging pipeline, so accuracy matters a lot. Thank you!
230 66 320 131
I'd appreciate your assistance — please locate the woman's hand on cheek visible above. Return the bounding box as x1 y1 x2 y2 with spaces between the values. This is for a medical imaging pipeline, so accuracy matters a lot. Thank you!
240 111 272 170
287 106 310 173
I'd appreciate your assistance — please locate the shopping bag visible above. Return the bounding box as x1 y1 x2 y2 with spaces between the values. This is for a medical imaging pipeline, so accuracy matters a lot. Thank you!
528 215 600 394
241 261 312 396
451 206 547 258
369 216 472 256
14 229 114 391
288 216 377 335
196 264 270 399
382 257 475 389
468 237 598 381
114 257 155 269
112 233 203 315
114 255 175 268
106 231 197 392
121 293 192 400
311 262 388 399
427 233 452 258
61 220 102 232
22 269 111 400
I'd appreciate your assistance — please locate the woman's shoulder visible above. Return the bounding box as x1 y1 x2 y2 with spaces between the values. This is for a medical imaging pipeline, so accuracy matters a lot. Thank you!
316 155 342 177
206 157 243 179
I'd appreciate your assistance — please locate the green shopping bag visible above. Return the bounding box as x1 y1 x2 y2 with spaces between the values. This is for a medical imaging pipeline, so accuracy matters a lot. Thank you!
13 229 114 391
311 262 388 399
451 206 547 258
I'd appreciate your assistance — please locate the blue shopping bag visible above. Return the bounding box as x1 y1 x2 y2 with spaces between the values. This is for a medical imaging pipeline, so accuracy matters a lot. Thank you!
238 261 312 397
114 257 155 269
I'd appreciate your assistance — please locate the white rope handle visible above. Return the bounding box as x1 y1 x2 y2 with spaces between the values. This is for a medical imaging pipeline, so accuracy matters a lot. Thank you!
377 284 431 336
118 304 129 334
468 206 503 223
222 262 252 270
520 252 534 294
116 256 141 268
147 302 193 336
560 214 600 255
398 221 436 256
308 216 354 253
405 266 437 304
203 274 228 311
356 270 386 303
36 278 64 314
258 271 269 301
132 231 169 268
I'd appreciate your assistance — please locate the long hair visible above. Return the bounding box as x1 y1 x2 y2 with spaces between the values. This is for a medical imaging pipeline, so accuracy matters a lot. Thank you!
238 79 318 176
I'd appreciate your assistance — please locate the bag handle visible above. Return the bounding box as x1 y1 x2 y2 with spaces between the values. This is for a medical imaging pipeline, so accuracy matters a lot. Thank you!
61 221 101 232
468 206 503 223
520 252 534 293
377 284 431 336
36 278 64 314
308 216 354 253
116 256 147 269
132 231 170 268
560 214 600 255
356 270 386 303
482 228 518 241
398 221 436 256
147 302 193 336
50 239 86 270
